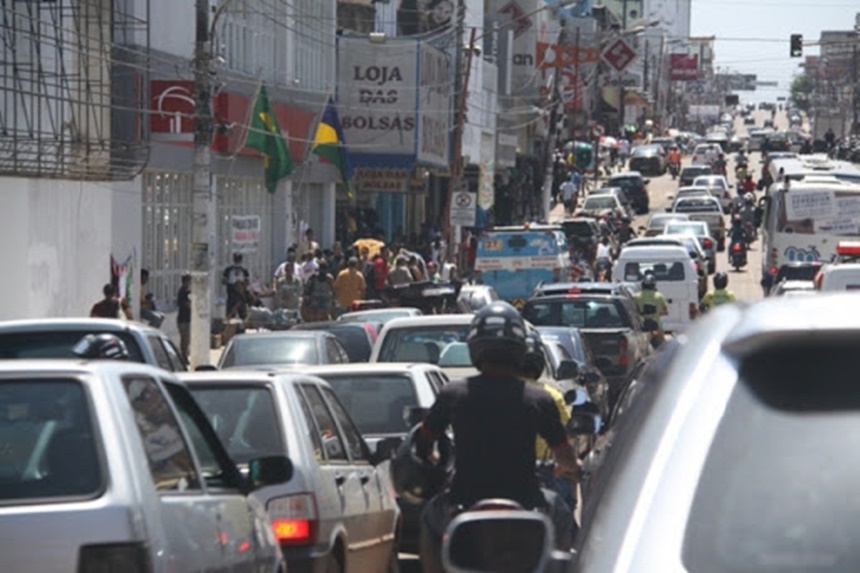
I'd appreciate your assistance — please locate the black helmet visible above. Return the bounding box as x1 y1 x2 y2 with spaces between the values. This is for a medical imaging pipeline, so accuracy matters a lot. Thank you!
522 330 546 380
642 273 657 290
467 301 527 370
72 333 130 360
390 425 454 504
714 272 729 290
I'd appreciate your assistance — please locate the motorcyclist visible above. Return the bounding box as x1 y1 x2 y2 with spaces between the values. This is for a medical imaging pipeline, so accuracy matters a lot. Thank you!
71 333 131 360
633 273 669 347
667 146 682 177
735 149 748 167
713 153 727 176
739 193 757 240
728 214 748 246
700 272 737 312
521 330 577 516
416 301 579 572
618 216 635 245
740 173 757 195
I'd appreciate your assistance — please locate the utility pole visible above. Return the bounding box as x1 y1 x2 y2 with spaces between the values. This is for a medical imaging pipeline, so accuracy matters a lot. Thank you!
618 0 628 134
541 23 568 222
191 0 213 369
444 26 477 270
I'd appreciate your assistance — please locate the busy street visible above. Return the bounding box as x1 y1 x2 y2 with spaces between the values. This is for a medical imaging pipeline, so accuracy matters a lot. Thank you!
3 0 860 572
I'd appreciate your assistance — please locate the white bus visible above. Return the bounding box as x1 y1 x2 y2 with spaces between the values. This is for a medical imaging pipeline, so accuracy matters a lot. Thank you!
761 165 860 280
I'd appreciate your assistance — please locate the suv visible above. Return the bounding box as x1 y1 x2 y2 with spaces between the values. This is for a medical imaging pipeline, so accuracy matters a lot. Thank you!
679 165 713 187
531 281 637 302
0 319 187 371
690 143 721 166
575 296 860 570
607 172 650 214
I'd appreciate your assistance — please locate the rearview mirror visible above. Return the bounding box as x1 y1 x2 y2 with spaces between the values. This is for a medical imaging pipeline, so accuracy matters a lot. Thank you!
442 511 561 573
567 412 602 435
248 456 293 489
556 359 580 381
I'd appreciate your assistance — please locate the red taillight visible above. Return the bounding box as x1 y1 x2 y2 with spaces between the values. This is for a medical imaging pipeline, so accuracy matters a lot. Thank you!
269 494 318 547
567 288 582 294
731 243 743 252
703 237 713 249
769 266 778 275
693 155 698 162
836 241 860 257
618 339 629 366
363 322 379 342
695 261 701 272
689 302 698 319
78 543 150 573
719 218 726 228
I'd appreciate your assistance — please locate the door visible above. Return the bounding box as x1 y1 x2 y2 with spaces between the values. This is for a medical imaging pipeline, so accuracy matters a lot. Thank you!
165 380 280 572
120 375 223 572
298 383 368 570
322 386 396 569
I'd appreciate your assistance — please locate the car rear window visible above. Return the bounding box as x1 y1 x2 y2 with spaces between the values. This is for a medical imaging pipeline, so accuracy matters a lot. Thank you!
522 299 630 329
0 331 145 363
583 196 618 210
189 386 285 463
323 374 417 435
377 325 470 365
0 379 103 503
683 341 860 572
675 199 719 213
562 221 596 237
221 336 318 367
621 261 687 282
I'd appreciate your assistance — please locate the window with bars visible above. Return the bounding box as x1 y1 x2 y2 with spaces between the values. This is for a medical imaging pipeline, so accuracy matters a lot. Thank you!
216 0 287 84
217 176 276 291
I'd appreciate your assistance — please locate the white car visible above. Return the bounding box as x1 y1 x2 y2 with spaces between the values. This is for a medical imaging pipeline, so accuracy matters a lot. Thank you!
370 314 477 378
0 361 289 573
457 284 500 312
691 143 722 166
338 307 423 325
692 174 733 214
672 186 712 206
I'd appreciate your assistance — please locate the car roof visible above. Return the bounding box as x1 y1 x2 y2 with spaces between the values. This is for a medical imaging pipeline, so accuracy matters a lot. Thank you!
339 308 422 319
676 186 711 193
379 314 473 328
0 318 163 336
608 171 643 179
617 245 690 258
228 331 329 342
0 359 174 379
299 363 441 376
534 281 630 295
178 370 325 385
291 321 370 331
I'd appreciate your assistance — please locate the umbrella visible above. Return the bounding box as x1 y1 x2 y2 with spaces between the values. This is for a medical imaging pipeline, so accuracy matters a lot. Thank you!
352 238 385 258
600 136 619 148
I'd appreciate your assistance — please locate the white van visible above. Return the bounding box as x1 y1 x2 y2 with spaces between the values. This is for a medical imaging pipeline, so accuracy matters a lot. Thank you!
613 245 699 332
816 264 860 292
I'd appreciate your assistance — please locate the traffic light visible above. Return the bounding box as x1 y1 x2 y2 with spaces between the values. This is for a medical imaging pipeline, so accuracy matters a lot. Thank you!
790 34 803 58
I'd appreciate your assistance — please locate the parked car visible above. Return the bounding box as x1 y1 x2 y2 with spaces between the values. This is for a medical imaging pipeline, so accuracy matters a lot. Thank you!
218 331 350 369
692 174 733 213
291 321 379 362
642 213 690 237
370 314 476 378
457 284 500 312
575 296 860 570
678 164 713 187
0 318 187 371
303 362 449 553
628 144 667 176
338 307 423 325
606 171 650 214
0 360 290 572
183 370 401 572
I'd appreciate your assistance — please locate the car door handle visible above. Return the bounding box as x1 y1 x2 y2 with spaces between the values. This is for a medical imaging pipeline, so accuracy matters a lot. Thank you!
334 474 346 487
359 474 371 486
667 298 673 303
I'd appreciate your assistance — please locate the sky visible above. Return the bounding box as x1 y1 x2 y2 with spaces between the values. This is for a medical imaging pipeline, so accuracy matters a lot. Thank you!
689 0 858 103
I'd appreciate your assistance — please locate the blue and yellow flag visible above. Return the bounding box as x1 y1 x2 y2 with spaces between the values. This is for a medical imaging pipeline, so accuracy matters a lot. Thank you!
312 98 354 194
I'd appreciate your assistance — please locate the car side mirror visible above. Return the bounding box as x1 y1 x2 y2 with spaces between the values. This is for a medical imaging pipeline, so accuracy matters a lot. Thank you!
404 406 430 429
442 510 563 573
556 359 580 380
371 436 403 465
567 412 602 435
248 455 293 489
195 364 218 371
563 387 588 406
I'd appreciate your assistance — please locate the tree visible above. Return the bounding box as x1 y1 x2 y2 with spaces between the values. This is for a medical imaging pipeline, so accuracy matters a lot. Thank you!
790 73 814 111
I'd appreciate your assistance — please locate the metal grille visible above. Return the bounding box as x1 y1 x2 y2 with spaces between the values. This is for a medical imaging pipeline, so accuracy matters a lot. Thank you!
0 0 150 180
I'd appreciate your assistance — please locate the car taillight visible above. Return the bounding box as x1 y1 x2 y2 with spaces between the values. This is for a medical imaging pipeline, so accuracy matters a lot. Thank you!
689 303 698 319
269 493 318 547
694 261 701 272
693 155 698 162
78 543 150 573
703 237 713 249
618 339 629 366
731 243 743 252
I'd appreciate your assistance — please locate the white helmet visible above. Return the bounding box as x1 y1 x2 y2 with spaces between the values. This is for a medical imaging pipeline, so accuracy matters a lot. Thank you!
744 193 754 203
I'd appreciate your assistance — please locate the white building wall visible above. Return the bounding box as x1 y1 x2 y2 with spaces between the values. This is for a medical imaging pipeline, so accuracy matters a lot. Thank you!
0 178 116 319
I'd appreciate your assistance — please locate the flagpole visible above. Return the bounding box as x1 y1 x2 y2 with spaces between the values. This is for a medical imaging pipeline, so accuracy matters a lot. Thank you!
229 77 265 159
291 94 333 250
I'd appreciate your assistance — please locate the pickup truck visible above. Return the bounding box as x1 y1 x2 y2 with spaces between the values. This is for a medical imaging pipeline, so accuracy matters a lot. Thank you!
522 292 651 406
670 196 726 251
0 318 187 371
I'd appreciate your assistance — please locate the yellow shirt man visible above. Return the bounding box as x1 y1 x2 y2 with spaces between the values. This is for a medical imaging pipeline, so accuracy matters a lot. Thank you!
333 259 366 308
525 377 571 461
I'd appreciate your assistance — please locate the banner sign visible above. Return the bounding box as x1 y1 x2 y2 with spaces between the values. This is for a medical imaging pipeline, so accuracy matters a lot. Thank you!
355 168 411 194
417 42 452 167
231 215 261 253
670 53 699 81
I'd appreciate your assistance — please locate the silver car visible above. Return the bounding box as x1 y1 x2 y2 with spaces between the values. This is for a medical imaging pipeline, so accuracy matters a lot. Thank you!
576 295 860 570
182 370 401 573
0 361 288 573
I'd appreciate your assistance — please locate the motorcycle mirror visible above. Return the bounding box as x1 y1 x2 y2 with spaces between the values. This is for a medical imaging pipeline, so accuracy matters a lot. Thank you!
567 412 603 435
556 360 580 381
563 387 588 406
442 511 556 573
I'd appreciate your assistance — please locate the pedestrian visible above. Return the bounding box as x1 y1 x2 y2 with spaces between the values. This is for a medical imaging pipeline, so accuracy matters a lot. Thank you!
303 262 336 322
559 175 576 216
300 251 319 283
176 273 191 362
90 283 133 320
333 256 366 315
221 253 249 317
408 255 425 282
441 254 457 282
139 269 165 328
274 257 303 313
330 242 345 274
388 256 414 286
302 228 320 254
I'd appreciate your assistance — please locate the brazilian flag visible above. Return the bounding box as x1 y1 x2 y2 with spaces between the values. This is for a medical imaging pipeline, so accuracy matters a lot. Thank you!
244 85 294 194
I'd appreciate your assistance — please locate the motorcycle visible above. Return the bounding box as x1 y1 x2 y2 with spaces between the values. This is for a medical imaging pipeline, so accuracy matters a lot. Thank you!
729 240 747 271
668 161 680 180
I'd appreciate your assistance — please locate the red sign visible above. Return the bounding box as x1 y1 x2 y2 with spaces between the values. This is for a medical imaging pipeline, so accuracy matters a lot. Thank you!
151 81 196 134
536 42 602 69
601 39 637 73
498 1 533 38
669 53 699 81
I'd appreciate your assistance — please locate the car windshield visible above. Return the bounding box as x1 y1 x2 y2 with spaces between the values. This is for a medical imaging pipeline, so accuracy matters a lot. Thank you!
583 196 618 210
632 146 660 157
674 199 719 213
220 335 318 367
377 325 471 365
188 386 284 464
339 310 418 325
648 215 688 230
683 342 860 571
324 374 417 435
775 265 821 283
693 176 727 189
0 330 145 362
0 379 102 503
522 299 629 329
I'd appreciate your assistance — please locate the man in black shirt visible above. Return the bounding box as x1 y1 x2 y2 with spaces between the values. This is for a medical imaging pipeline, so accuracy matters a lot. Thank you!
416 301 579 572
222 253 249 316
176 274 191 362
